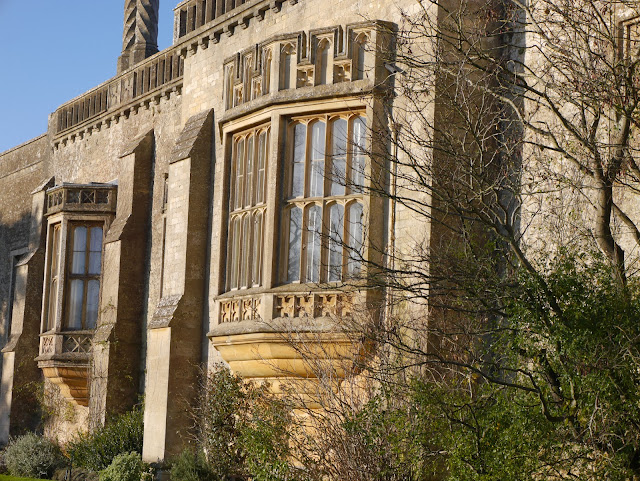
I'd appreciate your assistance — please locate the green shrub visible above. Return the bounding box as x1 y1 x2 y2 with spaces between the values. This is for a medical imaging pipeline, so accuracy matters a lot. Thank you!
3 432 65 478
169 449 214 481
196 366 300 481
53 467 99 481
98 452 147 481
67 406 143 472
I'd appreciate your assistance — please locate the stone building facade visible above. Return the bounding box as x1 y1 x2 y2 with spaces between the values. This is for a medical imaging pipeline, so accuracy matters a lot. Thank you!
0 0 411 464
4 0 639 469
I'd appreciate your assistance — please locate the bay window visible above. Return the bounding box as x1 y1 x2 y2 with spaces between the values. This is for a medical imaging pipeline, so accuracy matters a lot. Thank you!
41 183 116 334
282 112 366 284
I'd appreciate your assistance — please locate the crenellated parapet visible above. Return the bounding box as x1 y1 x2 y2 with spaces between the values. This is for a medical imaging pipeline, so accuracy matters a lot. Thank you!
174 0 294 41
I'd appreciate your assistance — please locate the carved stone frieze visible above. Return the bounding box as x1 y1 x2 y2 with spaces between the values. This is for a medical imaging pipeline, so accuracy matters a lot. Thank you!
223 23 375 110
274 293 352 319
219 296 262 323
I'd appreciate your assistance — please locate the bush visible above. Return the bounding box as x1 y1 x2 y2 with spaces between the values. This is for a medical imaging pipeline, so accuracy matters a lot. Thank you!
53 467 99 481
3 432 65 478
195 366 299 481
98 452 147 481
67 406 143 472
169 449 214 481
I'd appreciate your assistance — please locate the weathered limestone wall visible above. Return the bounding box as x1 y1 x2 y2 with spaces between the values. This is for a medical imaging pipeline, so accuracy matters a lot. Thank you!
0 0 430 456
0 137 49 344
0 137 49 443
43 93 184 439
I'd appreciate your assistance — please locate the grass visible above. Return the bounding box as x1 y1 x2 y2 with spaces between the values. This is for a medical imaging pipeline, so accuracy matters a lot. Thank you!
0 475 51 481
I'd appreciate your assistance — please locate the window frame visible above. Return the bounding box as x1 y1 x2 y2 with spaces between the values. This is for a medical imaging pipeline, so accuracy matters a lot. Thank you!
280 111 367 285
42 213 111 334
63 222 104 331
225 123 271 292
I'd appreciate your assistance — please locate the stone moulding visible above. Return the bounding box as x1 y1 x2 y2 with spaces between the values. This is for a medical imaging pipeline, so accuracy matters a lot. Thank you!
40 363 90 407
209 319 362 408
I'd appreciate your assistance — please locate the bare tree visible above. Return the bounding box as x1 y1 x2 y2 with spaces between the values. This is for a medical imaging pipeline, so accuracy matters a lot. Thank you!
284 0 640 479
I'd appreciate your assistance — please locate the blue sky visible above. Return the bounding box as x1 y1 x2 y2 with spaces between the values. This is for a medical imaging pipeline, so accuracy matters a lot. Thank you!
0 1 177 153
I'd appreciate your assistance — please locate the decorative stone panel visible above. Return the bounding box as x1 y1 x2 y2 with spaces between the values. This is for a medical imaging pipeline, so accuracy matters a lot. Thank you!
219 296 262 323
223 23 375 110
46 184 117 216
274 293 353 319
39 332 93 357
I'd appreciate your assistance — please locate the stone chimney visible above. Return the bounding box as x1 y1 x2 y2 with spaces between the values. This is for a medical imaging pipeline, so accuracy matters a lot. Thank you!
117 0 160 73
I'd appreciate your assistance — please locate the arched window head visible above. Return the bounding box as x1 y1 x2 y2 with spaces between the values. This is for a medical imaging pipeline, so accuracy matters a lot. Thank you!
315 38 332 85
263 49 272 95
280 43 297 90
347 201 364 277
353 32 369 81
327 203 345 282
309 121 326 197
305 204 322 283
286 206 303 282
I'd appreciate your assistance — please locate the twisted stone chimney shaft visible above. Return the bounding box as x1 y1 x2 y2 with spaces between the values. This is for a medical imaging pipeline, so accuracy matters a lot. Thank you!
118 0 160 73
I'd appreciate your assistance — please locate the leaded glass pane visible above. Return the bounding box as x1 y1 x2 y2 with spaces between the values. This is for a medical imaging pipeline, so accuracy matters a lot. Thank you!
347 202 364 276
241 215 251 287
88 227 103 275
67 279 84 330
47 225 61 331
287 207 302 282
235 139 245 210
328 204 344 282
71 226 87 274
331 118 347 196
252 212 263 286
310 122 326 197
231 218 241 289
86 280 100 329
257 132 267 204
305 205 322 283
245 135 254 207
291 124 306 198
351 117 366 191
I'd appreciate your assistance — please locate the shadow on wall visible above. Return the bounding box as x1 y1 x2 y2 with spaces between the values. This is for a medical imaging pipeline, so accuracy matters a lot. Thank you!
0 212 47 443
